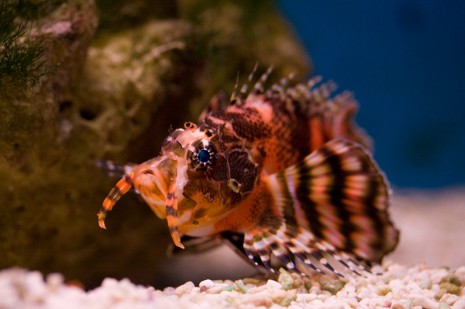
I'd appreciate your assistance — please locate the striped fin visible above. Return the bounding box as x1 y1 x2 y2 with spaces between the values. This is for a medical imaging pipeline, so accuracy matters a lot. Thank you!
285 138 399 262
242 139 398 276
242 223 368 277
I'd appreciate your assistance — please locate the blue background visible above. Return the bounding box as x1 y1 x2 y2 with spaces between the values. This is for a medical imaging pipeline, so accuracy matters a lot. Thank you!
277 0 465 189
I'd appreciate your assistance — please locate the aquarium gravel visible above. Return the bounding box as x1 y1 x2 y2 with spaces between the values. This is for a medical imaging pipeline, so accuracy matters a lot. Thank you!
1 262 464 309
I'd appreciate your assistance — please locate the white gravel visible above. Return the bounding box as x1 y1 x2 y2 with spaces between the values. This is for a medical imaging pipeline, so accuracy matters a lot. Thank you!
2 189 465 308
1 262 464 309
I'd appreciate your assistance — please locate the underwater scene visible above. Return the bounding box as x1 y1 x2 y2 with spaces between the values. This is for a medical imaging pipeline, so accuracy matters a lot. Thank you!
0 0 464 308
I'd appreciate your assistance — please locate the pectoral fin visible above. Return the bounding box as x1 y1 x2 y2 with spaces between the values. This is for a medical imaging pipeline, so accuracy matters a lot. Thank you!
240 139 398 276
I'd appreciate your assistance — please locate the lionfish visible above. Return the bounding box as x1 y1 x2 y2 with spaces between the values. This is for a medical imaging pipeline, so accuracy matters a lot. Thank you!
97 67 399 277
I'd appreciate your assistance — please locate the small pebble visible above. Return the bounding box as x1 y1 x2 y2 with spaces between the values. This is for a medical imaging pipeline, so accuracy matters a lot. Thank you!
452 298 465 309
199 279 215 292
175 281 195 296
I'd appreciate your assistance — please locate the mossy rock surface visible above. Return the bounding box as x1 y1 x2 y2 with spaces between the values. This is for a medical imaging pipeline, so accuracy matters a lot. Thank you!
0 0 310 288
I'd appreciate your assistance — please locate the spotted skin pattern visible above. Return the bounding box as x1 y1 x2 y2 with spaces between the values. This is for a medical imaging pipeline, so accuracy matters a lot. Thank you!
98 68 399 277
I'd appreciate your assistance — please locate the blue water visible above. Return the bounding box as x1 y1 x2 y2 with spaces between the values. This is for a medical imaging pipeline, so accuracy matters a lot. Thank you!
278 0 465 189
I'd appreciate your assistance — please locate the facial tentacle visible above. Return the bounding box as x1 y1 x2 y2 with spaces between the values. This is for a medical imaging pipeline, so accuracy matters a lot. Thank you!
98 173 134 229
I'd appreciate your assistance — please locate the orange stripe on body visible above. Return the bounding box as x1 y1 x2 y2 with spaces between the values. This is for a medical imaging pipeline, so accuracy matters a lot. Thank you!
309 116 326 151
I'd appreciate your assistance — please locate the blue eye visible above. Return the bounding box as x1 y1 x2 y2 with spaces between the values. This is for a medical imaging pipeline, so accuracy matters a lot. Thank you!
192 145 216 168
197 149 211 163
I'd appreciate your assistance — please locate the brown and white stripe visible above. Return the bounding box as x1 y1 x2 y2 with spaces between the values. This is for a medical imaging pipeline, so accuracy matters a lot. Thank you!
244 139 398 276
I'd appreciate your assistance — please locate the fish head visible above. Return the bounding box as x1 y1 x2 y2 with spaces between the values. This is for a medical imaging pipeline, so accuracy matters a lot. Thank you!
98 122 256 248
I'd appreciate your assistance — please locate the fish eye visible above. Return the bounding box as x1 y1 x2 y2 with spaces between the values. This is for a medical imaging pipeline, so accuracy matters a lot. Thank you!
192 145 216 169
197 148 211 163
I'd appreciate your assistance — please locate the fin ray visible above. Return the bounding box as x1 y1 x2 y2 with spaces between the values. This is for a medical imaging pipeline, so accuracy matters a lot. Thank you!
239 139 398 276
278 139 399 262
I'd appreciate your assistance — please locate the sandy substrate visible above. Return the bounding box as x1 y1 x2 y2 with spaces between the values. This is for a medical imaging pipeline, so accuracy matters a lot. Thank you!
1 188 464 308
389 189 465 269
1 262 464 309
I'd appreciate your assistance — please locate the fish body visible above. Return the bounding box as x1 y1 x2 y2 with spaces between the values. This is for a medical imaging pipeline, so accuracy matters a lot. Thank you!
98 69 399 276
